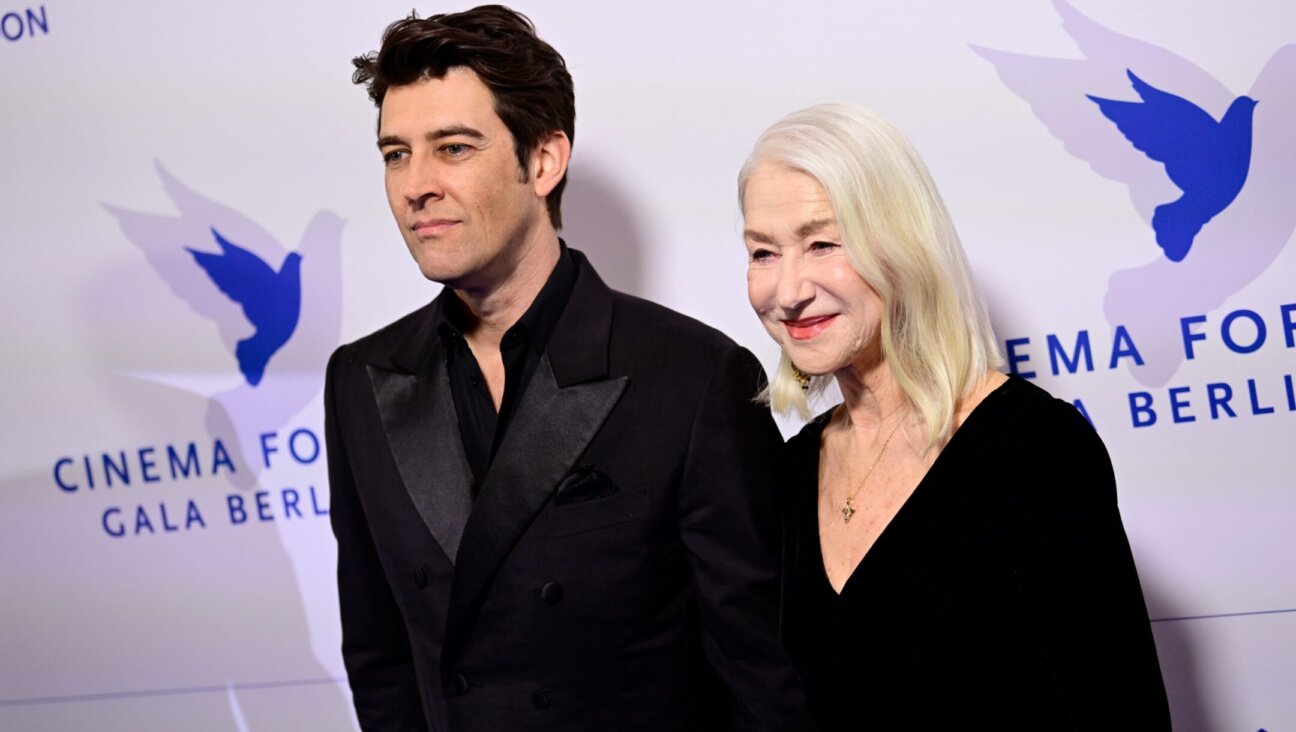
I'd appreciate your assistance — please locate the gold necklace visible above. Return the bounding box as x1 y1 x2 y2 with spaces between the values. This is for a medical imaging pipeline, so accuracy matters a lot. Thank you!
838 415 903 524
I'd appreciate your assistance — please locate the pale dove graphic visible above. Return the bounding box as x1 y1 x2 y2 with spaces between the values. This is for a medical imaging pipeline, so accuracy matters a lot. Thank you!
973 0 1295 387
104 162 344 489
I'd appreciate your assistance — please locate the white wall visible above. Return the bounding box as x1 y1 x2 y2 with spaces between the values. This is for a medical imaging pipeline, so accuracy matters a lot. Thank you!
1 1 1291 729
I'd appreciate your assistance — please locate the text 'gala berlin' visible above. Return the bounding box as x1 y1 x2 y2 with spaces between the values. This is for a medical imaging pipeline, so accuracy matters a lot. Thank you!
1001 301 1296 430
50 426 331 540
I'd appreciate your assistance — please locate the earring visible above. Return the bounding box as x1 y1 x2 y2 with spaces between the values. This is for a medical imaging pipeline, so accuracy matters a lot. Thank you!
791 363 811 391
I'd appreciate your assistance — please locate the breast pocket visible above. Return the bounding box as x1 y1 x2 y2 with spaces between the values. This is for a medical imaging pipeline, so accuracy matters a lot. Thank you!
535 466 648 537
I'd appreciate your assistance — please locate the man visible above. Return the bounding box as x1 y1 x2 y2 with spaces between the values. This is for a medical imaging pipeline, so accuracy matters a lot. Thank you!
326 6 807 730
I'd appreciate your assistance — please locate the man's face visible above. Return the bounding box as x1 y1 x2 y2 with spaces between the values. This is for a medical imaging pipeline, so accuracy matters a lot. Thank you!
378 67 546 290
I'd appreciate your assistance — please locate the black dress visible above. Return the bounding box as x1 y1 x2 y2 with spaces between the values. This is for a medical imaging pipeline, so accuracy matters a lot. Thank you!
781 376 1170 730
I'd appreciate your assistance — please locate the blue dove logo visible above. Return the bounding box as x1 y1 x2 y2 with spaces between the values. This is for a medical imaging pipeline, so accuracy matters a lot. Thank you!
973 0 1294 388
186 228 303 386
104 162 344 397
1087 70 1258 262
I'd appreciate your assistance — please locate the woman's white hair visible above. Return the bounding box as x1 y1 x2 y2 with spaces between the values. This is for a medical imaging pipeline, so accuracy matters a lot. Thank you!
738 103 1003 452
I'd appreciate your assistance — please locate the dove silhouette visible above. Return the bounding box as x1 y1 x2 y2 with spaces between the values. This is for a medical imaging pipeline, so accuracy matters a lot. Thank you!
1087 70 1257 262
104 162 343 489
187 228 302 386
97 167 351 727
973 0 1295 387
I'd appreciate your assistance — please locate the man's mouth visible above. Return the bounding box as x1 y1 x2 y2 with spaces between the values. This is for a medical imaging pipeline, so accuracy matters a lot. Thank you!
411 219 460 237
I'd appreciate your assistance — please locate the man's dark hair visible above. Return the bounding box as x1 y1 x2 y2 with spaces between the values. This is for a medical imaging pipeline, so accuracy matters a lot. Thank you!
353 5 575 229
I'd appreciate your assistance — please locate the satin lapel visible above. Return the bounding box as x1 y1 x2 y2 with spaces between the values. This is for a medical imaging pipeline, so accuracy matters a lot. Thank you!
444 355 627 660
366 340 474 565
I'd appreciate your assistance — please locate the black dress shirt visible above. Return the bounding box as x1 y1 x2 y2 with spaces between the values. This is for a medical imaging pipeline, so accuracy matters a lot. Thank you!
435 245 577 489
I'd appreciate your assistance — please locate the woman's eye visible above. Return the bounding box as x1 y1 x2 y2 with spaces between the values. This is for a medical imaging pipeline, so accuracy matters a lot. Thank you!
750 248 775 262
810 240 839 252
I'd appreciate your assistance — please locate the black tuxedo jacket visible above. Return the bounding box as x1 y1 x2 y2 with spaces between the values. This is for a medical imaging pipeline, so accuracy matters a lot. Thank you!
325 251 807 731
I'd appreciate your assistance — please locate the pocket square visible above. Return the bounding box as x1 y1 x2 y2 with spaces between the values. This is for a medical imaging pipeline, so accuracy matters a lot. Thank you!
552 465 618 505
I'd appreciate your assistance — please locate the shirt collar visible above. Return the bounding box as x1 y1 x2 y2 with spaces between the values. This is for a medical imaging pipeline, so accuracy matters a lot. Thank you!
435 241 577 356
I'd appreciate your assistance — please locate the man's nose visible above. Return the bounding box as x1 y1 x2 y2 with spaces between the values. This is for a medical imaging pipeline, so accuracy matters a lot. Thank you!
402 153 444 206
776 254 814 311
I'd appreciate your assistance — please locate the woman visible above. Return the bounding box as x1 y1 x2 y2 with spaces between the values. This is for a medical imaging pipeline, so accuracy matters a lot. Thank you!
738 104 1170 729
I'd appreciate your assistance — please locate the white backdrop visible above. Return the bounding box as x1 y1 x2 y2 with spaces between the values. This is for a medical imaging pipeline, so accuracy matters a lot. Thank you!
1 1 1291 729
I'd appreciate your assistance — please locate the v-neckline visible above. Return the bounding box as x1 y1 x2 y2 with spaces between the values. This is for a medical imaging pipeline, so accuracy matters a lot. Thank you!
813 378 1014 597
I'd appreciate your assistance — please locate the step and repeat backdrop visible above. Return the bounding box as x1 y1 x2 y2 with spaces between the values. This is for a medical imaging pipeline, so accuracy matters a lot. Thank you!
1 1 1291 729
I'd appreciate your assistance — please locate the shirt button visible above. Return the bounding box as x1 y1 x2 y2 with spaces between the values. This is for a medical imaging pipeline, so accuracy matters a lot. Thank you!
531 689 551 709
540 581 564 605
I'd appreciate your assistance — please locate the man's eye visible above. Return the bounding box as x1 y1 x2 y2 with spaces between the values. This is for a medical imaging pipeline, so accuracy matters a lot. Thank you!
442 143 471 156
382 150 407 165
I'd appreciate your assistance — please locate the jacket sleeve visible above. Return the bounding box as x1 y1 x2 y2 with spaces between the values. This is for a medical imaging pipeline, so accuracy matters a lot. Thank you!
1010 398 1171 730
325 346 428 731
676 343 813 731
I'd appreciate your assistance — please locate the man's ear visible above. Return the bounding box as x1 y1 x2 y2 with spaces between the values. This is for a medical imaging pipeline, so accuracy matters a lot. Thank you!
529 130 571 198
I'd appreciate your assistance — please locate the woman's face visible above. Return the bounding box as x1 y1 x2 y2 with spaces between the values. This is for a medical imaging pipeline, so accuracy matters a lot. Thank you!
742 162 884 377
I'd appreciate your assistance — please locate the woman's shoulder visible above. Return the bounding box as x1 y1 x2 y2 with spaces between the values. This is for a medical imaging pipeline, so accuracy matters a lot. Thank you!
971 375 1095 441
979 376 1117 504
952 375 1114 496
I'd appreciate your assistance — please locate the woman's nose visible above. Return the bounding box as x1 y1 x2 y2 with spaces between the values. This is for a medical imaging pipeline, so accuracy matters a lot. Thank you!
776 255 814 311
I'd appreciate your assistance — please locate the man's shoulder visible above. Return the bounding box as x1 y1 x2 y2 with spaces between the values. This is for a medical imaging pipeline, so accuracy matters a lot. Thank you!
329 298 438 371
567 246 745 361
605 288 740 358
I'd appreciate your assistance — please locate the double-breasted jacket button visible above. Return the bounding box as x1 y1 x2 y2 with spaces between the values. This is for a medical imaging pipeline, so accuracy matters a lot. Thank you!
450 674 469 695
540 581 564 605
413 566 429 589
531 689 551 709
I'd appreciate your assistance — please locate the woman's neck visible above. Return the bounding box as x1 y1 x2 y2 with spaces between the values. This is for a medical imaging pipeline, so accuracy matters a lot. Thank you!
833 356 907 433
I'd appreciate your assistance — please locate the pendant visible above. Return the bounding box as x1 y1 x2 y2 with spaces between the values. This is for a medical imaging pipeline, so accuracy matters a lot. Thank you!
841 500 856 524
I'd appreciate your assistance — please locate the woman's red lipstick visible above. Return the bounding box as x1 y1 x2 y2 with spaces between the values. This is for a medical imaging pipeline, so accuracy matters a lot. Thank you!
783 315 836 340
